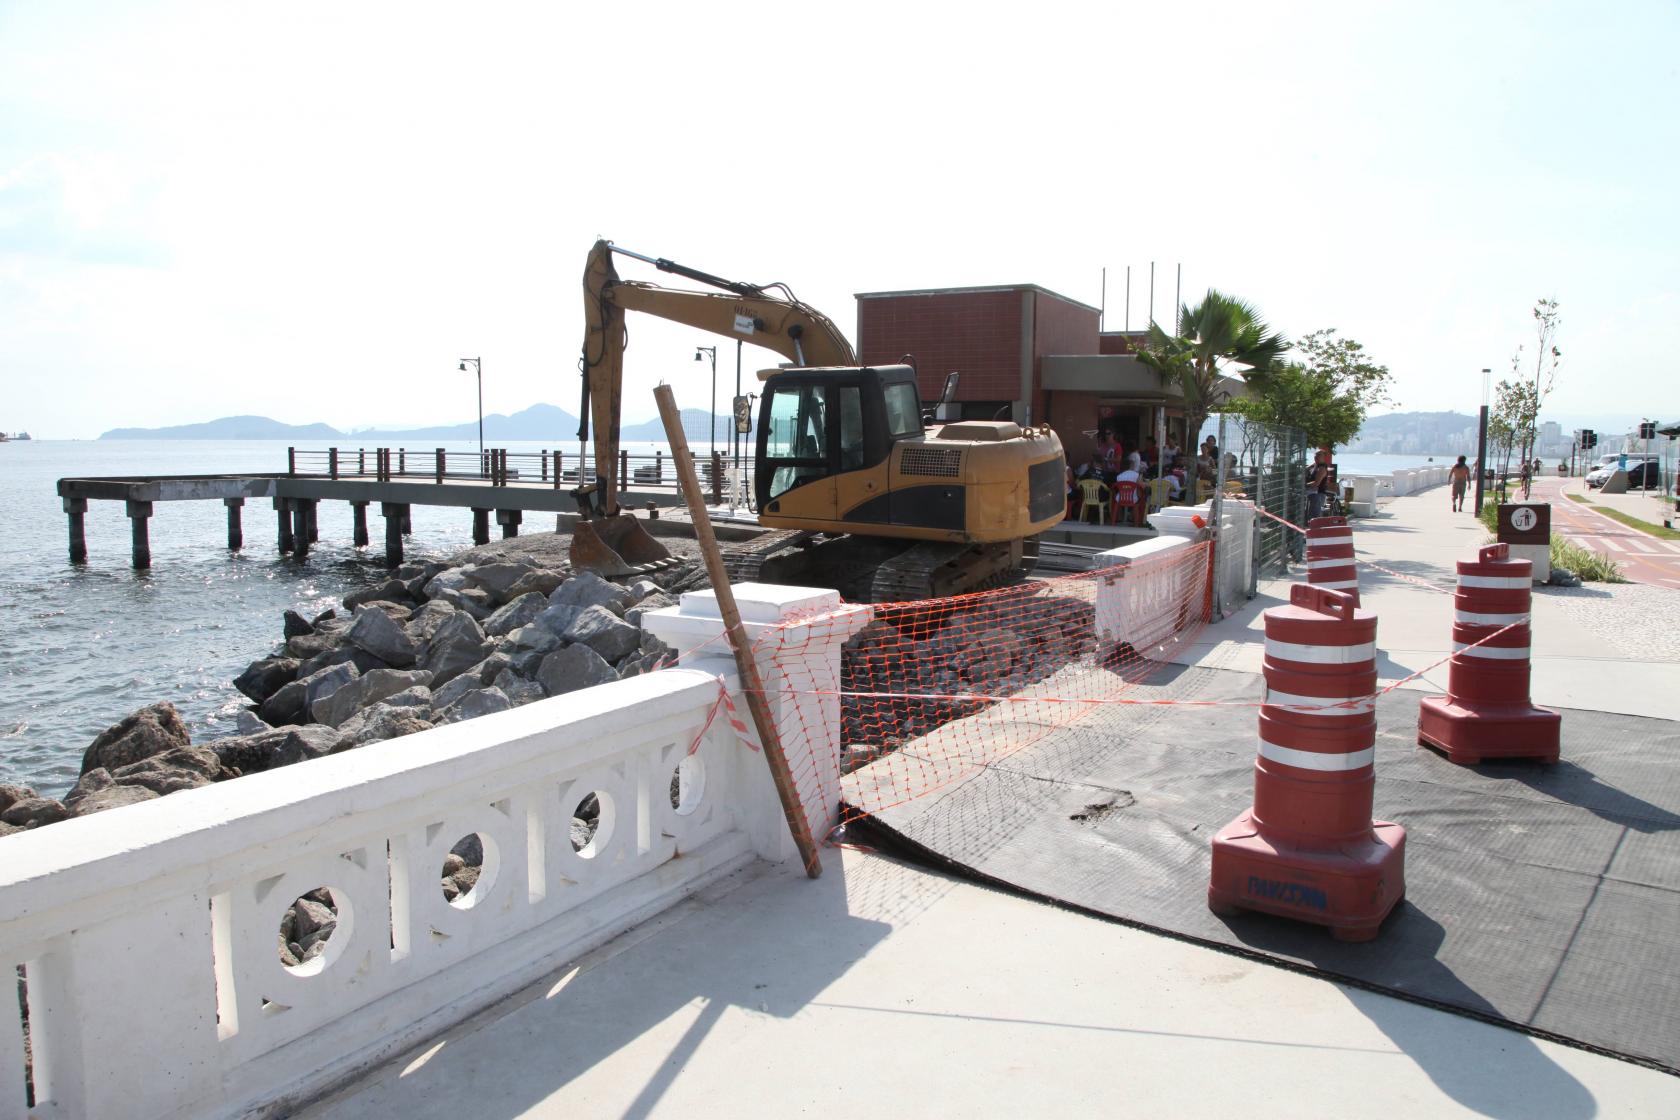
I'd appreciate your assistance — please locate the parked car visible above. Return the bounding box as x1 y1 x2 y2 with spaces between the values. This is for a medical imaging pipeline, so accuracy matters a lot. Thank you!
1586 456 1659 489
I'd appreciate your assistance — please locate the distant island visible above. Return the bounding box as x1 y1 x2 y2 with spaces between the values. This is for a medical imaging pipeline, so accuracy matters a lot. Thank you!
98 403 736 444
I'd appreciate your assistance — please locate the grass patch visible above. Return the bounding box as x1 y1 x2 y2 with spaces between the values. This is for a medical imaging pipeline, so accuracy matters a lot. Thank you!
1570 496 1680 540
1566 493 1589 505
1551 535 1626 583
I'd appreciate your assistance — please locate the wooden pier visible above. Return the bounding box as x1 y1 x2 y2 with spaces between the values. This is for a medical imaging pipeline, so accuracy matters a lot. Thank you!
57 446 743 568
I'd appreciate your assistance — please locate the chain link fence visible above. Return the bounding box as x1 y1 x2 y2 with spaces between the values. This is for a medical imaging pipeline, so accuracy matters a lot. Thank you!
1221 415 1308 582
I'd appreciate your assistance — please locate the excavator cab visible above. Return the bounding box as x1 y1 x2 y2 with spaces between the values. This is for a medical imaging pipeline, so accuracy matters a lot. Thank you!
755 365 924 513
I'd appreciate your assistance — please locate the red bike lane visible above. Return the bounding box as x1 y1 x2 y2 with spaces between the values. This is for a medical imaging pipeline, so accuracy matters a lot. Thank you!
1528 478 1680 588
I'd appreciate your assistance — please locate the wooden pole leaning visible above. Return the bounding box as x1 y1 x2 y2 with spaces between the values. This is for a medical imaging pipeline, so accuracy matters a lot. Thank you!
653 384 823 879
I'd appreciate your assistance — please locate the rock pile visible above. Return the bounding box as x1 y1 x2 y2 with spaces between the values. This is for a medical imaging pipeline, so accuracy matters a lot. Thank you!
838 587 1095 766
0 554 689 835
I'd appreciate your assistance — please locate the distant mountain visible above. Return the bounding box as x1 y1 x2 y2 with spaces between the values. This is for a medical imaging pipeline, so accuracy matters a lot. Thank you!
100 415 344 440
96 403 740 445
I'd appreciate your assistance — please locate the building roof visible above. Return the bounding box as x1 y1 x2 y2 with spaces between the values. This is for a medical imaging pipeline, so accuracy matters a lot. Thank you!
855 283 1100 314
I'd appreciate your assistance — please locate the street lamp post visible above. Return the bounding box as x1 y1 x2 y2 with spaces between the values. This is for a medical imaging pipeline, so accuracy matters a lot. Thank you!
458 357 483 473
695 346 717 455
1473 367 1491 517
734 338 743 487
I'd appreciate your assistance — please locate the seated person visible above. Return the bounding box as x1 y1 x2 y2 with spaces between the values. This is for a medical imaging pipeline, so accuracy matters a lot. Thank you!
1114 452 1143 485
1165 462 1186 500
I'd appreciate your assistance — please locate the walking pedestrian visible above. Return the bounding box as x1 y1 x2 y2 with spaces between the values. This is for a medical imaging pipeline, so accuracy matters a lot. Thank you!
1449 455 1471 512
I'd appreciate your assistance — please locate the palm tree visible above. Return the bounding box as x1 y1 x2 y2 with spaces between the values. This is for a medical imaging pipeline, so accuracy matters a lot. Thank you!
1136 289 1289 451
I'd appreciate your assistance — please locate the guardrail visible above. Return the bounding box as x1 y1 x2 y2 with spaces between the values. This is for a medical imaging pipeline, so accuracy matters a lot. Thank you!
285 446 754 505
0 585 869 1119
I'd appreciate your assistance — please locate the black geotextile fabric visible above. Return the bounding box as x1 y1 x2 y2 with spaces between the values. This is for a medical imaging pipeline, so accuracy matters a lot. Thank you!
842 665 1680 1074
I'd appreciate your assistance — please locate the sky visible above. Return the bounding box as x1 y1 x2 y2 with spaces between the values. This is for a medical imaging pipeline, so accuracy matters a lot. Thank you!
2 1 1677 439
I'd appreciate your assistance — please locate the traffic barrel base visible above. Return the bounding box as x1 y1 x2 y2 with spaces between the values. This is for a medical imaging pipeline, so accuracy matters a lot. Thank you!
1208 811 1406 942
1417 695 1561 765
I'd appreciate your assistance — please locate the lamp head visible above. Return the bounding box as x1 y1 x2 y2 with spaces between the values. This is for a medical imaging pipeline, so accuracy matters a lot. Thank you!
459 361 467 371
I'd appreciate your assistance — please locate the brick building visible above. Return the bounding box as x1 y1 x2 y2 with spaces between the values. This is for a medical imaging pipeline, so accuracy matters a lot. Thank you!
854 286 1242 467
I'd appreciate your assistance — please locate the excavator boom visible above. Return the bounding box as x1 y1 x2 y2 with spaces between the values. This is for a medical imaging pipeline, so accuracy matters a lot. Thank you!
581 239 855 509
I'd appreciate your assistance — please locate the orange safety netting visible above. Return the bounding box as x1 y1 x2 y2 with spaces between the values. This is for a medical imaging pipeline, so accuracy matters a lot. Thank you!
754 540 1216 829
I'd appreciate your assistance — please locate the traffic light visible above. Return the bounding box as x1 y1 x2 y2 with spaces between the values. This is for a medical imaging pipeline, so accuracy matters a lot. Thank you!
1580 429 1596 449
1639 421 1657 440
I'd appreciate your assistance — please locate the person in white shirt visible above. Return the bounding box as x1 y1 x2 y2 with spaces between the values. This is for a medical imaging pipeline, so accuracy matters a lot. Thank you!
1114 453 1142 484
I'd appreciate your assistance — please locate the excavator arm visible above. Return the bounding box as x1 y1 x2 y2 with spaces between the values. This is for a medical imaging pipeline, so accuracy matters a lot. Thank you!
580 239 856 512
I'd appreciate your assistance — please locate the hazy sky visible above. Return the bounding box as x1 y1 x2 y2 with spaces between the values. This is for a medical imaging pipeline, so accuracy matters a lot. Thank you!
3 1 1677 439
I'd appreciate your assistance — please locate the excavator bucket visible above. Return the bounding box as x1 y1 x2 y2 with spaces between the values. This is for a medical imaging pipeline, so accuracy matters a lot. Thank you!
569 514 678 578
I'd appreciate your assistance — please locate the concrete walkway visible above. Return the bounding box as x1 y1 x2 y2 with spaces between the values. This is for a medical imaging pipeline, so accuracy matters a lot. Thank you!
300 848 1679 1120
299 488 1680 1119
1182 487 1680 721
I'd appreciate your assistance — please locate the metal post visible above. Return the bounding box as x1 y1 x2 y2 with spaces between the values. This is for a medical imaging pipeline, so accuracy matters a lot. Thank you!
711 450 723 506
1211 414 1229 619
65 497 88 564
735 339 743 486
1473 404 1490 517
436 447 445 483
329 447 338 480
126 500 153 570
287 446 296 476
224 497 244 551
399 447 406 475
621 449 630 492
553 449 562 490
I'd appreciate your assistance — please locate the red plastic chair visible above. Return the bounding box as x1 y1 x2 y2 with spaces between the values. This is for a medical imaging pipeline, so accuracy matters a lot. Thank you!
1112 480 1146 526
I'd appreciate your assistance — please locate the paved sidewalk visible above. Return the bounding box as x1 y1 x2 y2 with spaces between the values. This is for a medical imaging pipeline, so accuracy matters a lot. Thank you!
299 849 1679 1120
1182 487 1680 720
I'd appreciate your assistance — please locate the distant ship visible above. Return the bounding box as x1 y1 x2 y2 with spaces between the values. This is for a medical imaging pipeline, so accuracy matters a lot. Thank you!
13 432 30 440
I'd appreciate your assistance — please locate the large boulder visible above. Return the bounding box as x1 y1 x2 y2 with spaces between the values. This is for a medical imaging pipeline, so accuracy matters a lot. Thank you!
107 743 231 795
295 645 390 681
260 662 358 726
422 568 471 600
537 644 618 697
271 725 343 767
505 569 566 601
624 593 677 628
531 602 583 639
562 605 641 663
428 672 483 714
506 625 561 677
233 709 271 736
403 600 459 646
424 612 491 687
344 578 413 611
483 592 548 638
398 559 449 601
0 784 37 815
234 656 302 705
347 606 419 667
337 704 434 748
284 632 337 660
626 578 663 602
435 686 512 725
81 701 191 775
64 769 160 817
549 571 634 617
282 609 315 639
1 796 69 828
492 670 545 708
461 561 539 605
379 685 434 712
312 667 434 728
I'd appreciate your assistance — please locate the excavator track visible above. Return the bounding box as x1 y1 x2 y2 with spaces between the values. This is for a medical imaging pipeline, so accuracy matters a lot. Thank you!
867 538 1030 603
720 529 819 585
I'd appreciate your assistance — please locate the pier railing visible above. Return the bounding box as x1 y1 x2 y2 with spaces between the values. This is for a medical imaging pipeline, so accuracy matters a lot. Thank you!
286 446 755 504
0 587 867 1120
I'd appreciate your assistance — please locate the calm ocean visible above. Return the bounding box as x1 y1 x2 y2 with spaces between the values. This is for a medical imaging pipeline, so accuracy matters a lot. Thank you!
0 439 1446 797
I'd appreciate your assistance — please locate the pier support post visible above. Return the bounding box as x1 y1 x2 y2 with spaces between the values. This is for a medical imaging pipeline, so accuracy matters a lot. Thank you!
224 497 244 551
381 503 408 567
305 499 319 543
64 497 88 564
402 509 412 537
126 500 153 569
471 507 490 545
496 509 522 539
276 498 294 555
351 500 370 547
291 501 311 560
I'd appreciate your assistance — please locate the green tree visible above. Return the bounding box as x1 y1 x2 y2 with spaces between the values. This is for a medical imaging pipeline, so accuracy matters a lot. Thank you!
1234 329 1396 449
1137 290 1289 448
1509 298 1561 469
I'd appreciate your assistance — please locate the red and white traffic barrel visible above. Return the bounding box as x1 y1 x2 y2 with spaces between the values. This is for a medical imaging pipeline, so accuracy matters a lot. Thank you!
1418 543 1560 764
1304 516 1359 605
1209 584 1405 942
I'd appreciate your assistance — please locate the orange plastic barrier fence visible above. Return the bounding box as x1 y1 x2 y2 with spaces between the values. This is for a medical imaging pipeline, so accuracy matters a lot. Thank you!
755 541 1215 828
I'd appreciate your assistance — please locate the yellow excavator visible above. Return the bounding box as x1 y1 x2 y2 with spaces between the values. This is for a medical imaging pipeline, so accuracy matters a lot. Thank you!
573 239 1067 601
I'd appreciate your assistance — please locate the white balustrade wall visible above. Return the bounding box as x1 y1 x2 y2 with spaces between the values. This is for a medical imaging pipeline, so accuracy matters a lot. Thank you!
0 584 867 1120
